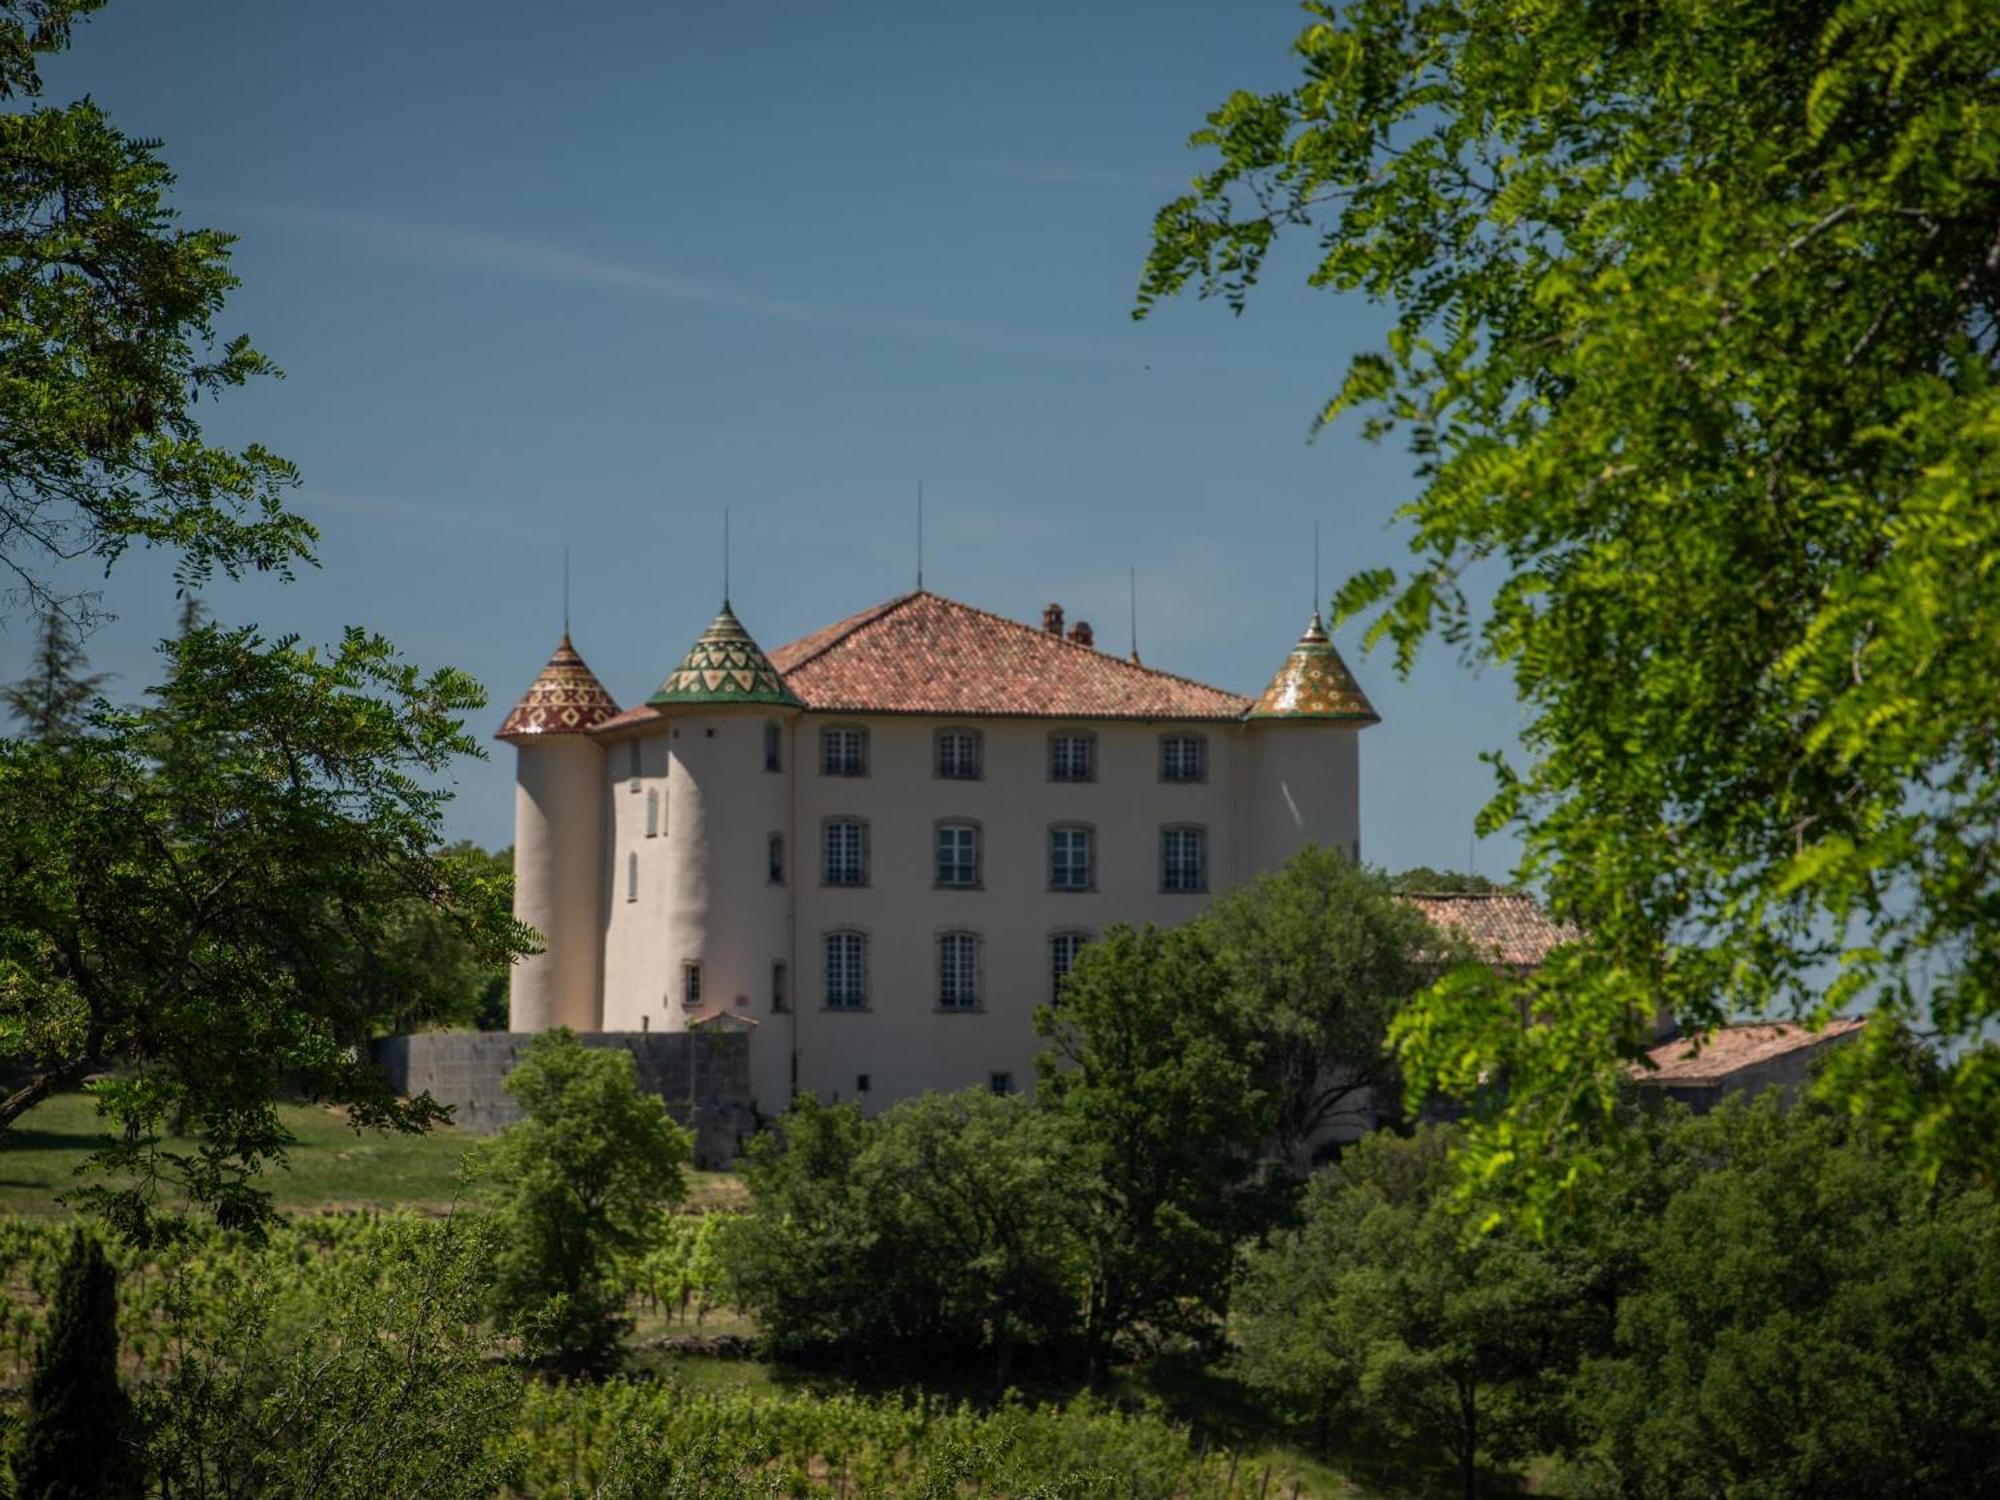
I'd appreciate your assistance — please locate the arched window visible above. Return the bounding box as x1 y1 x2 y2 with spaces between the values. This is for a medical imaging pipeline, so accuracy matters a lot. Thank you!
935 820 981 889
645 789 660 837
625 851 638 903
937 930 982 1010
822 818 869 887
1049 823 1095 892
823 929 868 1010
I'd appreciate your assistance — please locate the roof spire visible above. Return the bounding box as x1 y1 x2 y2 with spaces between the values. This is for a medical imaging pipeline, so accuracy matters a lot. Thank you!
916 479 924 592
723 508 731 609
1129 565 1140 665
562 543 571 639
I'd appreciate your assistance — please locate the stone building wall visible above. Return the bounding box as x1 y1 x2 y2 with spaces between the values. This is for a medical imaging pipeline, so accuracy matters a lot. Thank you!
371 1031 756 1167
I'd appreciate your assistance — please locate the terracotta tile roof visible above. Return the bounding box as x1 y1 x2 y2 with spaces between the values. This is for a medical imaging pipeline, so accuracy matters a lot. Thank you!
590 704 666 737
1401 891 1580 970
1635 1018 1867 1084
766 591 1254 720
497 633 622 740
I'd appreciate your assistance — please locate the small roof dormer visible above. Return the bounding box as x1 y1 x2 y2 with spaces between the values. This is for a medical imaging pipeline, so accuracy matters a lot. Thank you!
497 632 622 740
1248 612 1380 724
647 601 802 709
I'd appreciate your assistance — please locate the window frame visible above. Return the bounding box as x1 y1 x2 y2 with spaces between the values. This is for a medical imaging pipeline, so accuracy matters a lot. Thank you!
1048 927 1092 1003
763 719 783 773
821 816 870 888
1048 822 1096 893
1047 728 1097 784
768 831 786 885
934 818 983 890
627 740 643 791
1159 732 1208 785
1160 823 1210 894
989 1071 1014 1096
645 788 660 837
625 850 638 903
823 928 870 1011
936 928 983 1011
818 723 870 778
771 959 789 1014
681 961 702 1010
933 726 984 781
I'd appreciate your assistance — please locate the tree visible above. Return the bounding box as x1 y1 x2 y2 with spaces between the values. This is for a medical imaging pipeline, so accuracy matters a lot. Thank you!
1389 868 1505 896
1 608 107 738
15 1228 142 1500
0 2 308 623
482 1029 691 1375
1237 1128 1589 1500
1202 847 1440 1166
1140 0 2000 1210
724 1089 1090 1382
1562 1095 2000 1500
368 841 517 1034
1035 922 1277 1380
0 624 530 1231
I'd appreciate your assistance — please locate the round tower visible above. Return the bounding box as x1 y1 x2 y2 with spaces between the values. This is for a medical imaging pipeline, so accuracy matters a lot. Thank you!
630 602 799 1107
1244 612 1379 871
499 634 620 1032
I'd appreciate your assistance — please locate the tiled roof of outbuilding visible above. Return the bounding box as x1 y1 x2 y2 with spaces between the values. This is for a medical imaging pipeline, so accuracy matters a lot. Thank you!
1635 1018 1867 1084
1402 891 1581 970
766 591 1254 720
497 634 622 740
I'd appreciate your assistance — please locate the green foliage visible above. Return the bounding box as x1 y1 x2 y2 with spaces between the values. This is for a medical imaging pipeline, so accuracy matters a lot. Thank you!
14 1227 140 1500
1388 867 1505 896
145 1214 518 1500
1 610 107 739
1036 923 1277 1377
482 1030 691 1374
0 2 307 623
369 840 519 1034
1204 848 1439 1163
0 624 529 1231
1561 1095 2000 1499
725 1090 1089 1378
1140 0 2000 1211
1236 1127 1588 1500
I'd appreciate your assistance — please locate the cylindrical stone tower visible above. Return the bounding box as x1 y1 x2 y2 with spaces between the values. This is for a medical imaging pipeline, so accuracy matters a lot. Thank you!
499 633 621 1032
1244 612 1378 871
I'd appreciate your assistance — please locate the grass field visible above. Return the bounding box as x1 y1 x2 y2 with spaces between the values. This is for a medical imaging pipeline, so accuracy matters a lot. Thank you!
0 1091 745 1217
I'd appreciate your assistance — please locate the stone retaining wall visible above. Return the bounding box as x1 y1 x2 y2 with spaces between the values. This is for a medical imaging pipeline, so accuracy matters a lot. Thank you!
370 1031 756 1167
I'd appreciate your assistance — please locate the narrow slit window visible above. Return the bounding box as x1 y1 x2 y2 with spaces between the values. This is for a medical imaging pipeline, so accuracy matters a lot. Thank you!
645 789 660 837
682 961 702 1009
764 721 782 773
771 960 789 1013
768 832 786 885
626 851 638 903
627 741 642 790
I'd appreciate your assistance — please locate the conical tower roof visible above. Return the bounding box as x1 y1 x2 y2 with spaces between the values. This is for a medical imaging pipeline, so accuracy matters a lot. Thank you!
498 633 622 739
1248 612 1379 723
648 602 801 708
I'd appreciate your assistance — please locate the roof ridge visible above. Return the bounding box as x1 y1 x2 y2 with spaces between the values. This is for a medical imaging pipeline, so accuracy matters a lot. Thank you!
902 590 1254 709
771 591 922 675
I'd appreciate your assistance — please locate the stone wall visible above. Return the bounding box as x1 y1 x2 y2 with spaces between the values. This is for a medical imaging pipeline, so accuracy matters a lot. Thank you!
370 1031 757 1168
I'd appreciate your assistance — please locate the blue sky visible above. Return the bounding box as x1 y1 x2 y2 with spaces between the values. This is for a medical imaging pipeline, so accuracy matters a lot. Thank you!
3 0 1523 875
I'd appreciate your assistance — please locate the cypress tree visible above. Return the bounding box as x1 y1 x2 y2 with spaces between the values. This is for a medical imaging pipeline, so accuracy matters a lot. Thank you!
0 609 107 739
15 1230 142 1500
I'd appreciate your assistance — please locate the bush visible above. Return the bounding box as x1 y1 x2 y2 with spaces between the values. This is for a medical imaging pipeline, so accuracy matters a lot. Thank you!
14 1229 142 1500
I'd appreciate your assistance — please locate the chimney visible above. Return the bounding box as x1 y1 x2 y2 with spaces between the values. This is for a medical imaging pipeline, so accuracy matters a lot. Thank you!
1042 603 1064 635
1069 620 1094 648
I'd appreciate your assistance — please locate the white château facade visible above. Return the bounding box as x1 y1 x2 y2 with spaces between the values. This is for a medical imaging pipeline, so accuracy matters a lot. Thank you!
499 589 1379 1118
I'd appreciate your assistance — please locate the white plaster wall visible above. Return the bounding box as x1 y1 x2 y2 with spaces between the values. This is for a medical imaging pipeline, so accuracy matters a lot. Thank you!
508 736 607 1032
1244 722 1362 872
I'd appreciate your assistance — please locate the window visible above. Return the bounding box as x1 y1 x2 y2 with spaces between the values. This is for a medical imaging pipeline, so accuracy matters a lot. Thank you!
764 720 782 773
936 821 981 888
1049 731 1095 783
934 728 983 780
938 930 981 1010
822 819 869 887
825 930 867 1009
1160 734 1207 784
645 789 660 837
1050 825 1094 891
625 851 638 902
856 1073 871 1094
771 960 789 1014
820 725 868 777
768 832 785 885
1161 825 1209 893
1049 930 1090 1001
627 740 642 790
682 961 702 1009
989 1071 1014 1096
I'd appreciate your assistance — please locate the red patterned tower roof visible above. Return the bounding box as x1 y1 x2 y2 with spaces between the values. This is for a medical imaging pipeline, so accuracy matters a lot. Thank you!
767 591 1253 720
497 633 622 740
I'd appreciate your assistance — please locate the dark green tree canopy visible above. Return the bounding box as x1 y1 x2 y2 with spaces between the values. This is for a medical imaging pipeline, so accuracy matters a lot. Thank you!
16 1228 142 1500
1141 0 2000 1212
2 607 107 738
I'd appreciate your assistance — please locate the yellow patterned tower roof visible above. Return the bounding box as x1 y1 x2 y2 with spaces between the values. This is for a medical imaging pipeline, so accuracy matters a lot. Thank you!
648 602 801 709
1249 613 1380 723
498 633 622 739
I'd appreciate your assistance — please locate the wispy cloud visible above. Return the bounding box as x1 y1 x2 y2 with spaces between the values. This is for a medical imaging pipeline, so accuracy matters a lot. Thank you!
219 203 1140 365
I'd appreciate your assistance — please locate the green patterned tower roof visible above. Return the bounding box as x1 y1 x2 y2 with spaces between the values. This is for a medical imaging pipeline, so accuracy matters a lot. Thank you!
1248 612 1380 723
648 602 802 708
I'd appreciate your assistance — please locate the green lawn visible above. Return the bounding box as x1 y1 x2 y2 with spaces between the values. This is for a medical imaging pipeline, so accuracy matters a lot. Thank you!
0 1090 745 1217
